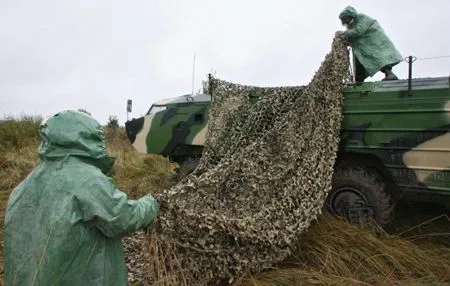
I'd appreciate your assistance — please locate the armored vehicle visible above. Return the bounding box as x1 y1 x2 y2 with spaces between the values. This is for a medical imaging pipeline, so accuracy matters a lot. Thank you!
125 73 450 225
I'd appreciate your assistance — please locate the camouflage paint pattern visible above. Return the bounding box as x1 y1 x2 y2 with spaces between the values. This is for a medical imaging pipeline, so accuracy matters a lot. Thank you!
125 94 210 157
125 76 450 201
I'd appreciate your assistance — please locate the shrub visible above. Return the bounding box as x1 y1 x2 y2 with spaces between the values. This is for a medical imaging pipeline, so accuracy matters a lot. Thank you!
0 115 42 150
107 115 119 129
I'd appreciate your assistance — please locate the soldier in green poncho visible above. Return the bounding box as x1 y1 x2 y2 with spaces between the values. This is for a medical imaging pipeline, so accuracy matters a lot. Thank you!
339 6 403 82
4 110 159 285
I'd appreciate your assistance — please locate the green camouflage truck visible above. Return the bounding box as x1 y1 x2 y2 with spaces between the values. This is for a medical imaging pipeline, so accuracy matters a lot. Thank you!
125 74 450 225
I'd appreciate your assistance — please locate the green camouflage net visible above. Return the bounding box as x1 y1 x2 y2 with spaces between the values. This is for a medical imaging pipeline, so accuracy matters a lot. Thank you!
145 32 352 285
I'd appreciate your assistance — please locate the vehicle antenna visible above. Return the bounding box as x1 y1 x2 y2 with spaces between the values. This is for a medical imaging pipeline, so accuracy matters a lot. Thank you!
191 53 196 95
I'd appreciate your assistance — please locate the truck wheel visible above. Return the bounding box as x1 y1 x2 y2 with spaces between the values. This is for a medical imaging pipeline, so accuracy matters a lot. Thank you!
325 166 393 226
176 157 200 181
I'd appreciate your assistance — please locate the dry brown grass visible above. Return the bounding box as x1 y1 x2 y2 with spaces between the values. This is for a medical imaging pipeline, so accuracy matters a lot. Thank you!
1 117 450 285
234 214 450 286
144 230 191 286
104 127 178 199
142 212 450 286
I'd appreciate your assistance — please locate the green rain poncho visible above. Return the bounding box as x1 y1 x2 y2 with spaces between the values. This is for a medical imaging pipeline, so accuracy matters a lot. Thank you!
339 6 403 77
4 110 159 285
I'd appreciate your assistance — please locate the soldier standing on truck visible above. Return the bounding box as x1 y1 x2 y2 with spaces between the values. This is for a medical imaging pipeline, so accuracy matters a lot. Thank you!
339 6 403 82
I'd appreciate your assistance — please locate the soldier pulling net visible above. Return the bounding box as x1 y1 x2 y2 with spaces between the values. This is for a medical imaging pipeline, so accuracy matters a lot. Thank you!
144 32 352 285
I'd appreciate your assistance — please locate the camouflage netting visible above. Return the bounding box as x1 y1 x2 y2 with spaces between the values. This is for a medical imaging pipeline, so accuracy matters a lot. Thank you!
144 32 352 285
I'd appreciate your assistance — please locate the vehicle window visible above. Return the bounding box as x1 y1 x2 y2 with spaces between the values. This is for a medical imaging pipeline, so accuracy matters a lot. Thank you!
146 105 167 115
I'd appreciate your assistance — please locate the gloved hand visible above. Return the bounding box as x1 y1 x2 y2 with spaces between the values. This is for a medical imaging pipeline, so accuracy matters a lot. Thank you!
337 31 351 46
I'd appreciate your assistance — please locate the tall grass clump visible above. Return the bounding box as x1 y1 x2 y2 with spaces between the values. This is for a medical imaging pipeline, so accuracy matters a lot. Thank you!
234 213 450 286
0 115 42 216
0 115 42 151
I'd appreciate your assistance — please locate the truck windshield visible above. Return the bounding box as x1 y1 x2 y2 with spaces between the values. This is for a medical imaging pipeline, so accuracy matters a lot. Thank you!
146 105 167 115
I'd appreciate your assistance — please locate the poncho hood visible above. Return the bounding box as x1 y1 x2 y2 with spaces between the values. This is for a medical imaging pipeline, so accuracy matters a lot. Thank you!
37 110 115 174
339 6 358 19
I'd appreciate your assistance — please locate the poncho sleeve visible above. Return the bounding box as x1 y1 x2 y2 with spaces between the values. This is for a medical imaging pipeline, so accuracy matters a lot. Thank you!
75 176 159 238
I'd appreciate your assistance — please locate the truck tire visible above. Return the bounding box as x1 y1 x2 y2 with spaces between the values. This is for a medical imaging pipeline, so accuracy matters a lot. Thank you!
325 166 393 226
176 157 200 181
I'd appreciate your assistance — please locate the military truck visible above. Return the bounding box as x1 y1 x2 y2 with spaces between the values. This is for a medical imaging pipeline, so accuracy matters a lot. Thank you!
125 72 450 226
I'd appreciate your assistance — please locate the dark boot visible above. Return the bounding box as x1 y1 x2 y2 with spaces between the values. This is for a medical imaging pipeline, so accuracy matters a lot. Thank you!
354 56 368 83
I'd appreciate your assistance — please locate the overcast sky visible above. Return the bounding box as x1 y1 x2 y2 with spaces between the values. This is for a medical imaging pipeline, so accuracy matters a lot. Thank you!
1 0 449 125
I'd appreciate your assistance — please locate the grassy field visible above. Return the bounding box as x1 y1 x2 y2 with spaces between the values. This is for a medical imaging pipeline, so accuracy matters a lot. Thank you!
1 116 449 285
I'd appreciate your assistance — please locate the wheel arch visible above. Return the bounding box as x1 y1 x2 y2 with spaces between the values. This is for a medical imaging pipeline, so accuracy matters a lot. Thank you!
334 151 402 201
